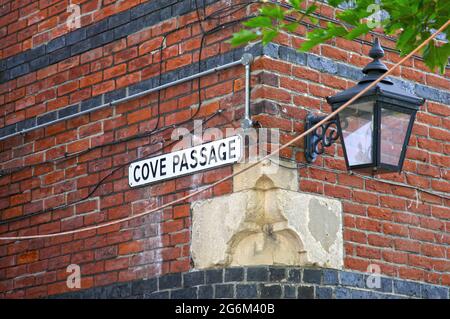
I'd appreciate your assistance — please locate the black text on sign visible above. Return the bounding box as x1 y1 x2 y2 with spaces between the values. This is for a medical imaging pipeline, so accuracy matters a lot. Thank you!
128 135 242 187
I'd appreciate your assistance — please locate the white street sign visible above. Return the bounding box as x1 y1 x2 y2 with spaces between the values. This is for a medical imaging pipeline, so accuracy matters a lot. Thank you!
129 135 242 187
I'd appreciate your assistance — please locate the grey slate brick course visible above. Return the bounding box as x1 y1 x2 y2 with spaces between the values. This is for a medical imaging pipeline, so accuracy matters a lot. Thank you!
159 273 182 290
337 62 361 81
303 268 322 284
53 266 449 299
0 0 204 84
58 104 80 119
247 267 269 282
183 271 205 287
415 83 442 101
81 96 103 112
27 45 46 61
108 10 130 28
37 111 57 125
260 284 282 299
307 54 337 74
394 280 421 298
171 287 198 299
49 47 71 64
339 271 365 288
104 88 127 104
215 284 234 298
297 286 315 299
16 118 36 132
146 291 169 299
7 52 28 68
225 268 244 282
263 43 280 59
198 285 214 299
30 56 50 71
70 39 92 56
269 267 286 282
236 284 257 299
91 31 114 48
287 268 301 283
2 30 450 143
66 28 87 46
316 287 333 299
106 283 132 299
323 269 339 285
131 278 157 295
86 19 109 37
279 46 306 65
205 269 223 284
284 285 296 298
10 63 29 78
420 284 448 299
335 287 352 299
47 37 66 53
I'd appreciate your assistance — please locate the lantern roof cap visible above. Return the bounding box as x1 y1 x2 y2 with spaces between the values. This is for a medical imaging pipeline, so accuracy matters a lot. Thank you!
361 38 388 76
327 38 425 107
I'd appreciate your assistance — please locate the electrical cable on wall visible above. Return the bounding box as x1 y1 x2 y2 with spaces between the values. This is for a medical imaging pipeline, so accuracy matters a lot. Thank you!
0 1 448 226
2 0 446 177
0 1 259 177
0 19 447 240
0 110 223 226
0 1 260 225
268 154 450 200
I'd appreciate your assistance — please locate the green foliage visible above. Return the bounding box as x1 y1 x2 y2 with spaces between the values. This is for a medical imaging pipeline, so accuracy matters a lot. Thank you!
423 42 450 74
229 29 259 47
230 0 450 73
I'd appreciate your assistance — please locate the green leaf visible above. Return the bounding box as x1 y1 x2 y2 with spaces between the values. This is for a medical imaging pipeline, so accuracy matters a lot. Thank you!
422 42 450 74
304 4 317 15
328 0 346 7
345 23 371 40
231 0 449 74
326 22 348 37
260 5 285 20
243 16 272 29
396 27 417 55
299 22 347 52
228 29 259 47
281 22 300 32
308 16 319 25
336 10 361 25
262 29 278 45
288 0 302 10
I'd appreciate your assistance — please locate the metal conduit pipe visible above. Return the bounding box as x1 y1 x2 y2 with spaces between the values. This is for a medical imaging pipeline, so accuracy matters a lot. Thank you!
0 53 254 141
241 53 254 129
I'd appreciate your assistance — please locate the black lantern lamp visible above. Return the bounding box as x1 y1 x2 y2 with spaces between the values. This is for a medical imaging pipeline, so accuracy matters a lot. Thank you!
305 38 424 173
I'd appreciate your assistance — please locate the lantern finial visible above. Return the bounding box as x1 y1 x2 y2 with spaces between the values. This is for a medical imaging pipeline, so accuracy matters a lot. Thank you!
361 38 389 81
369 37 384 60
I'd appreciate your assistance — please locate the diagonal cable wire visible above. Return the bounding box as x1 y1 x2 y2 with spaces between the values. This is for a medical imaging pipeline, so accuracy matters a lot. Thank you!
1 19 448 241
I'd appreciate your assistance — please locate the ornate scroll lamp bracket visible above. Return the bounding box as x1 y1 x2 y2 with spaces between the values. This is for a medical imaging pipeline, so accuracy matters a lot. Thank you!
305 114 341 163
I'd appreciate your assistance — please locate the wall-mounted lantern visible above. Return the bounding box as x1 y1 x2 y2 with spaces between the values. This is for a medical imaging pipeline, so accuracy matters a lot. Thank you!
305 39 425 173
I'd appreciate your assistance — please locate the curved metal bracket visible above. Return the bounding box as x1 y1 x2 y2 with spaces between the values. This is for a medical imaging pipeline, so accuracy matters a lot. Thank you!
305 113 340 163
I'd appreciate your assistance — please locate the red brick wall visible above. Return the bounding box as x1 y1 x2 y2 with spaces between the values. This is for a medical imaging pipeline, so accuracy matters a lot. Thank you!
253 53 450 284
0 0 148 60
0 0 449 298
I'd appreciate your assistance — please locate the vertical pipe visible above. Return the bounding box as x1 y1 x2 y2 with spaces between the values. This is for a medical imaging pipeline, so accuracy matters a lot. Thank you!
241 53 254 129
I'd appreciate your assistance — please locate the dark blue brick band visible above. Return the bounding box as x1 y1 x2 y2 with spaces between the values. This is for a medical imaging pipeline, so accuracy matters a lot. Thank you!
49 266 449 299
1 42 448 141
0 0 218 84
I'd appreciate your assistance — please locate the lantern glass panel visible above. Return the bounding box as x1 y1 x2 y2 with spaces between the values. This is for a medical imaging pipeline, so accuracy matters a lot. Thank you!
340 101 374 166
379 108 411 167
